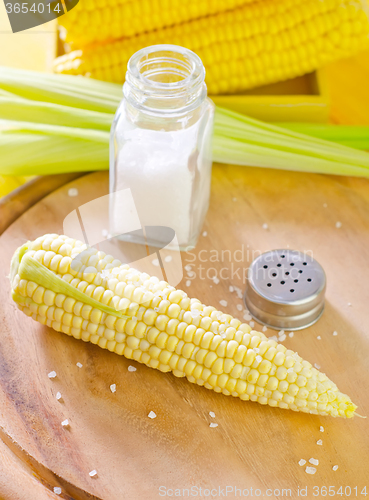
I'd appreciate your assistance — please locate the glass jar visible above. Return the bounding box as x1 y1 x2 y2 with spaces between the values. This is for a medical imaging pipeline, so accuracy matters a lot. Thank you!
110 44 214 250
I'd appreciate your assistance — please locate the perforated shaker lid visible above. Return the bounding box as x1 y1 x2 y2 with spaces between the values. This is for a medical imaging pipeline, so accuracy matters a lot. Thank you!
244 249 326 331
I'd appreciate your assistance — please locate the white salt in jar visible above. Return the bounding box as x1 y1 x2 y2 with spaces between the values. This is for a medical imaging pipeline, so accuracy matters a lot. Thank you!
110 44 214 249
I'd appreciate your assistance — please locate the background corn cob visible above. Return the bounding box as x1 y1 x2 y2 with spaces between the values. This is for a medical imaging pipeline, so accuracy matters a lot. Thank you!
54 0 369 94
11 234 357 418
59 0 254 47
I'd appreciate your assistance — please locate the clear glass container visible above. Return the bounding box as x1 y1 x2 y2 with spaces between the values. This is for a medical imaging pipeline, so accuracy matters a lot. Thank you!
110 44 214 250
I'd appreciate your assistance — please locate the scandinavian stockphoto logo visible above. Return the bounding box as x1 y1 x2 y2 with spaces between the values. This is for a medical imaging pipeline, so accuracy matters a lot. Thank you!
63 189 184 310
4 0 79 33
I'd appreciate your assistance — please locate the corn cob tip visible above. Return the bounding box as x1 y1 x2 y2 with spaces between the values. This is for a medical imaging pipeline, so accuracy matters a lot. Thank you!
10 235 358 419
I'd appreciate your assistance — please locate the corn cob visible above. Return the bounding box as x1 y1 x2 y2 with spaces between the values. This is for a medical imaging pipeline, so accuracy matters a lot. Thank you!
58 0 253 47
54 0 369 94
11 234 358 418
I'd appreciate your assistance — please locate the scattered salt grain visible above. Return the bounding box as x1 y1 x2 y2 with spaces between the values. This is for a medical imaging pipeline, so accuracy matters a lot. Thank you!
54 487 62 495
184 265 192 272
219 300 228 307
68 188 78 197
332 465 339 471
317 336 321 340
164 255 172 263
298 459 306 466
243 313 252 321
256 355 262 363
333 331 338 336
229 286 234 292
262 326 267 332
309 458 319 466
279 333 286 341
305 466 317 475
320 426 324 432
314 363 321 370
212 276 220 284
234 286 243 299
128 365 137 372
209 411 216 418
48 371 57 379
262 223 268 230
61 419 69 428
335 221 342 229
249 321 255 328
148 411 157 419
76 362 83 368
209 423 218 428
186 280 191 287
269 336 278 342
152 258 160 267
202 231 208 237
110 384 116 393
317 439 323 446
102 229 109 238
89 470 98 478
56 392 62 402
237 304 243 311
289 332 294 338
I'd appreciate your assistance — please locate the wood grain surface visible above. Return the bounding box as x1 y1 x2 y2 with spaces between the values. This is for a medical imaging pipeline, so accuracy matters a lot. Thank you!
0 167 368 500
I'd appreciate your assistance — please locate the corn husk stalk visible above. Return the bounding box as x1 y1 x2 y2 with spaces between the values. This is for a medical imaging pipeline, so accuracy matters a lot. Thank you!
1 67 369 178
0 96 113 130
0 67 121 112
213 108 369 177
275 123 369 151
0 121 109 175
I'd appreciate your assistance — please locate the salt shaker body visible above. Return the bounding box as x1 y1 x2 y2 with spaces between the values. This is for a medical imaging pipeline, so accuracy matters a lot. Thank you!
110 44 214 249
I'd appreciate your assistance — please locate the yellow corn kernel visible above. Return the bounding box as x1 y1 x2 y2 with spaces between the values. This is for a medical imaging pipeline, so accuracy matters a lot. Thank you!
288 384 299 397
266 377 279 391
247 369 259 384
244 349 256 366
259 359 272 374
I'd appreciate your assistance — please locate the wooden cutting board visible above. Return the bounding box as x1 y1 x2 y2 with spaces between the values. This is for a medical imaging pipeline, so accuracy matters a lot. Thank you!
0 166 369 500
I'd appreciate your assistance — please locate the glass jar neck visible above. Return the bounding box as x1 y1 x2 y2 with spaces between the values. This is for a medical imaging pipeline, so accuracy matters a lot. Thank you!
123 44 207 115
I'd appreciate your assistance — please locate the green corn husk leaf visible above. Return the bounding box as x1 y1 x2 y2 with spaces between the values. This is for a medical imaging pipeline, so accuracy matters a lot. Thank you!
14 250 128 319
213 136 369 177
0 66 121 113
1 68 369 178
275 123 369 150
214 108 369 168
0 120 109 175
0 96 114 131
